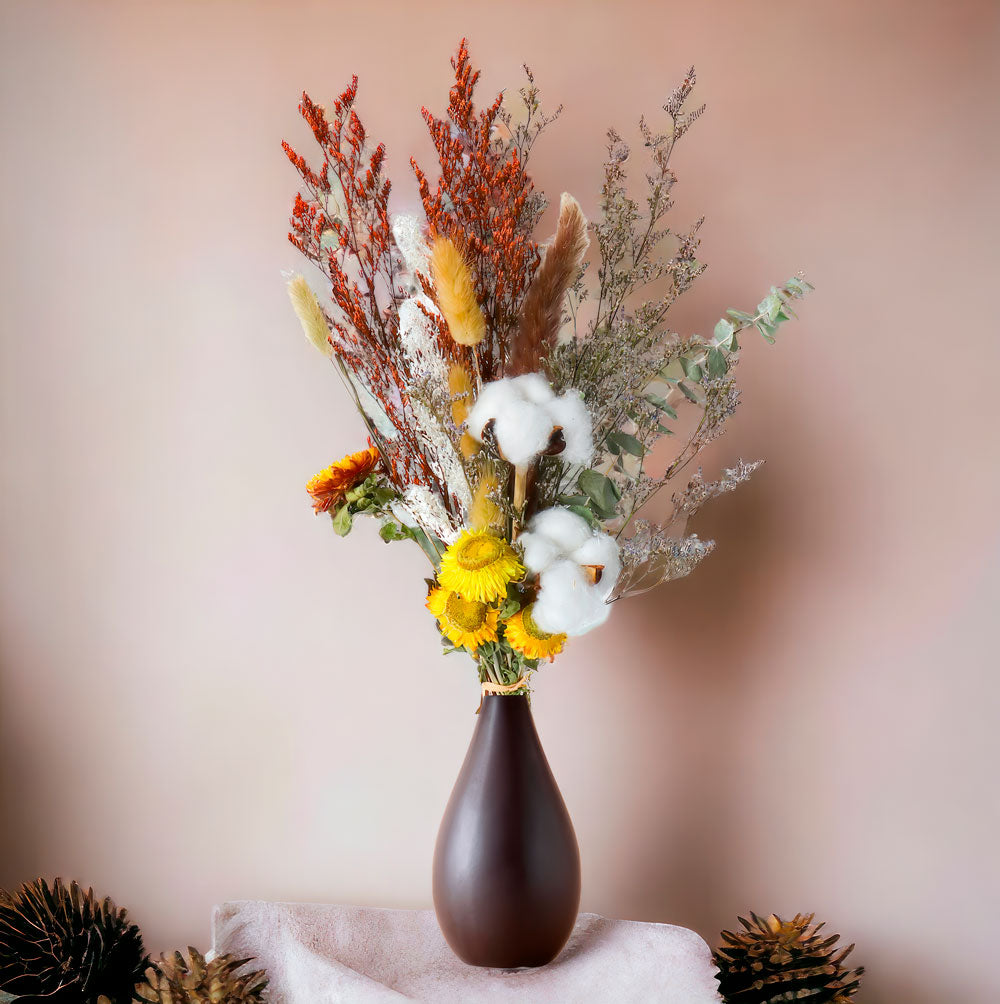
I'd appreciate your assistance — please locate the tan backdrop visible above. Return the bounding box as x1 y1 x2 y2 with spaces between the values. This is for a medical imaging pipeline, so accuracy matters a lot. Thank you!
2 2 998 1001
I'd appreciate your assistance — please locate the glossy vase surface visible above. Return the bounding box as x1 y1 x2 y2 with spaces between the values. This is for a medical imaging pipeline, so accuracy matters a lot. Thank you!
433 693 581 968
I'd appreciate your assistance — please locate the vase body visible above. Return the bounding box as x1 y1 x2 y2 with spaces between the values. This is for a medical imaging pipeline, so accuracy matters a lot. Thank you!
433 693 580 968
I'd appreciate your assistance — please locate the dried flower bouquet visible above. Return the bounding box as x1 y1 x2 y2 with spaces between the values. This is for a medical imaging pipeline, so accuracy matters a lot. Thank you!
284 41 812 695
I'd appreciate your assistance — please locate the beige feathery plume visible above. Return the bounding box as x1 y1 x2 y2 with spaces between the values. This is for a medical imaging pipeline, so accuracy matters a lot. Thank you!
509 192 589 376
287 275 333 358
431 237 486 347
448 363 480 457
470 462 502 530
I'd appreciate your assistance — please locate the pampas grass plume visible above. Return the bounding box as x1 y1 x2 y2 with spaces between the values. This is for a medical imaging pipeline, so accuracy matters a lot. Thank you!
510 192 589 375
288 275 333 358
431 237 486 347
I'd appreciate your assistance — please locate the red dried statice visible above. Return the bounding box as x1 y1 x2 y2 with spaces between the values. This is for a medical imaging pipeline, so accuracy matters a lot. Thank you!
411 40 544 379
283 80 457 508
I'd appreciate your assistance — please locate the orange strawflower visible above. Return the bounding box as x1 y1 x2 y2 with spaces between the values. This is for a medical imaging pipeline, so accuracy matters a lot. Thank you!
306 445 380 513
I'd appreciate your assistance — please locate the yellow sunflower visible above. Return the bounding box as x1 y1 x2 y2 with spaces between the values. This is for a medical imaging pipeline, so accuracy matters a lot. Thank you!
437 529 524 603
427 587 499 651
504 604 566 662
306 445 380 513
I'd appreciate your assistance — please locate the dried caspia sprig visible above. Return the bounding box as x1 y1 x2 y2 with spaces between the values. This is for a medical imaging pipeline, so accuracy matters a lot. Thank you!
612 522 715 599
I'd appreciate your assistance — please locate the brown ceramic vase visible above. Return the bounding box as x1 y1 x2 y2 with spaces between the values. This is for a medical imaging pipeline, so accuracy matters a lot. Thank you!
432 693 581 968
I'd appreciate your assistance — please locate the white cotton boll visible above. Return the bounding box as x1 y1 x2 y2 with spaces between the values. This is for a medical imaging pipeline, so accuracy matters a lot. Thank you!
391 214 430 277
465 379 512 440
511 372 555 406
492 399 554 467
571 532 622 600
532 559 613 637
465 378 555 465
519 531 562 575
528 507 593 554
547 390 594 466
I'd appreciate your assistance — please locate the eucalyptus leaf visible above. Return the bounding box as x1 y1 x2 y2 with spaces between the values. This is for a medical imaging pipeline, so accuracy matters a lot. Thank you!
714 317 736 348
578 469 621 517
566 504 599 527
758 290 783 324
609 431 646 456
678 381 700 403
706 346 728 378
680 356 703 382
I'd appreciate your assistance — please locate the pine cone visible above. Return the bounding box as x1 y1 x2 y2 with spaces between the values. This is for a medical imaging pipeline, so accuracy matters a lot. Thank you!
0 876 148 1002
135 948 268 1003
714 912 863 1003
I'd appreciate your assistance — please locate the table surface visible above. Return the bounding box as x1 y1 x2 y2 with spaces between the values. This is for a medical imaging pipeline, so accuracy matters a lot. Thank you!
213 900 723 1003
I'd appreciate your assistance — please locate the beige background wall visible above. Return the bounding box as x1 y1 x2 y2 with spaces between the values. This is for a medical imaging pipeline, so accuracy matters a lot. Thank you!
1 2 997 1000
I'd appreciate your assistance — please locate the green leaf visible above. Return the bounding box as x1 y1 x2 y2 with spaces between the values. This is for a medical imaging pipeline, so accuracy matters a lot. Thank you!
331 505 353 536
608 431 646 456
499 595 521 620
755 320 777 344
578 469 622 518
379 520 414 543
706 346 728 379
566 504 600 527
680 356 703 382
758 289 783 324
657 423 675 435
678 381 699 403
714 318 737 349
557 494 590 507
645 393 678 419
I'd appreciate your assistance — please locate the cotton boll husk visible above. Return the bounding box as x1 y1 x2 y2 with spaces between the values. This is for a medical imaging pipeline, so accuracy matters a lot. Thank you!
533 559 613 636
547 390 594 466
511 372 555 406
571 533 622 600
492 400 553 467
527 507 593 555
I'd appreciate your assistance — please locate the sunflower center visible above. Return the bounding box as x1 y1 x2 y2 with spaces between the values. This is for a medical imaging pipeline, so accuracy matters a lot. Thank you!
521 605 553 640
454 533 505 571
445 592 489 631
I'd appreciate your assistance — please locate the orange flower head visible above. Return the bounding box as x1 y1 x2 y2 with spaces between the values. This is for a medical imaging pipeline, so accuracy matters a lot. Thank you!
306 445 380 513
